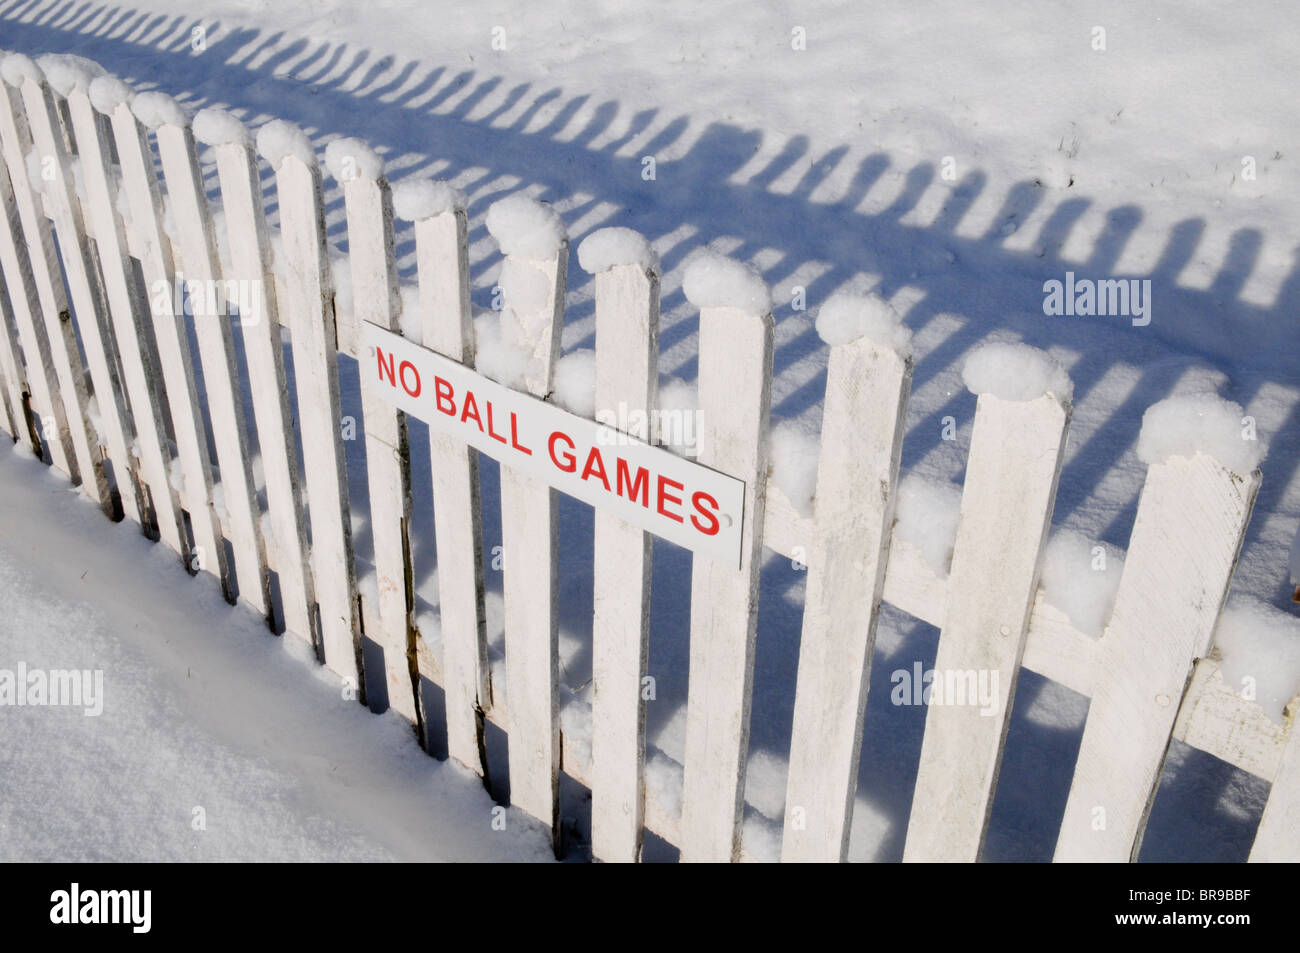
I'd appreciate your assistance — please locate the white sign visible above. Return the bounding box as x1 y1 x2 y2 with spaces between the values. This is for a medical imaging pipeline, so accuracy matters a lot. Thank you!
362 323 746 567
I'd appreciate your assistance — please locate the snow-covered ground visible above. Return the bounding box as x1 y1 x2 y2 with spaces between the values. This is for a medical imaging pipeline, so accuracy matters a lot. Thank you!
0 0 1296 860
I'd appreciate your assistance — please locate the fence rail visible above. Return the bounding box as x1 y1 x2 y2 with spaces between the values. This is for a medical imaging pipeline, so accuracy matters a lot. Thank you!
0 49 1295 863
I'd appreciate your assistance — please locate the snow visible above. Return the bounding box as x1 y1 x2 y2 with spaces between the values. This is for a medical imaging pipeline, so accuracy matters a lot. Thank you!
681 249 770 314
255 118 316 168
815 291 912 356
655 376 698 455
961 341 1073 403
768 419 820 515
1036 528 1125 639
472 310 531 389
893 473 962 576
0 52 42 87
551 348 597 418
1136 393 1266 476
323 135 384 183
397 282 421 341
484 193 567 260
192 106 250 146
1213 597 1300 726
390 177 466 221
34 53 104 95
577 226 659 275
87 74 134 115
130 90 188 129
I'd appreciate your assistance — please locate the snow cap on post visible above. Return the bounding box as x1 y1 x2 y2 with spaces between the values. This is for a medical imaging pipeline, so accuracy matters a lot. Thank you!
815 291 912 357
256 119 316 169
88 74 135 115
485 193 567 259
0 53 44 88
1136 392 1266 476
577 226 659 275
682 249 770 314
324 136 384 183
36 53 105 96
131 90 189 129
961 341 1072 403
391 177 466 220
193 106 250 147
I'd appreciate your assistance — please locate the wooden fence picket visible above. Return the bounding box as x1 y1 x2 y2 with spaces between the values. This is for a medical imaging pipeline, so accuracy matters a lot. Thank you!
1251 719 1300 862
154 116 270 619
19 73 143 525
268 142 363 688
335 156 421 727
413 202 491 774
1054 453 1260 862
107 98 228 590
0 79 106 503
903 388 1071 863
65 87 186 555
0 270 26 442
589 254 660 863
206 127 317 645
495 217 568 848
781 335 911 863
680 294 774 864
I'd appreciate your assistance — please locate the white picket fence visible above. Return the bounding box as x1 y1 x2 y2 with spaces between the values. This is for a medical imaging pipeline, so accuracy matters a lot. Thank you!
0 51 1296 863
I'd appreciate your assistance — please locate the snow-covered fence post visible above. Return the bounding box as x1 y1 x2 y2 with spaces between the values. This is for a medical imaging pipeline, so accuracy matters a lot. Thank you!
0 164 60 463
1055 395 1262 862
580 228 661 863
0 56 113 514
64 71 187 556
781 295 913 863
98 77 228 592
22 61 146 526
399 179 491 772
904 343 1072 863
195 107 318 648
149 93 271 622
326 138 421 728
257 120 363 688
679 252 774 863
485 194 568 849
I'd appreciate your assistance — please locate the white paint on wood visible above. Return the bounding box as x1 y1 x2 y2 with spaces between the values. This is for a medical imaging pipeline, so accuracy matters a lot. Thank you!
1250 701 1300 862
155 122 270 620
679 303 773 863
904 392 1070 863
210 139 317 645
274 155 362 686
499 243 567 847
65 89 185 556
21 76 144 526
108 102 228 595
1175 658 1289 782
1022 597 1097 698
0 272 28 442
590 260 659 863
782 339 910 862
0 81 107 506
343 171 419 726
1054 454 1259 862
417 208 490 773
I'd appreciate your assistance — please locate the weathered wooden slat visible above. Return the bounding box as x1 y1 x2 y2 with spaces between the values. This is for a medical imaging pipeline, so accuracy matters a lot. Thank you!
1175 658 1290 783
272 150 362 687
0 80 105 502
339 166 420 726
0 268 26 441
679 303 774 863
0 168 53 459
415 205 491 773
1054 453 1260 862
590 260 660 863
156 120 270 619
209 133 317 645
66 87 184 554
782 337 910 862
108 101 227 592
904 390 1070 863
21 74 143 524
498 239 568 849
1250 705 1300 862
